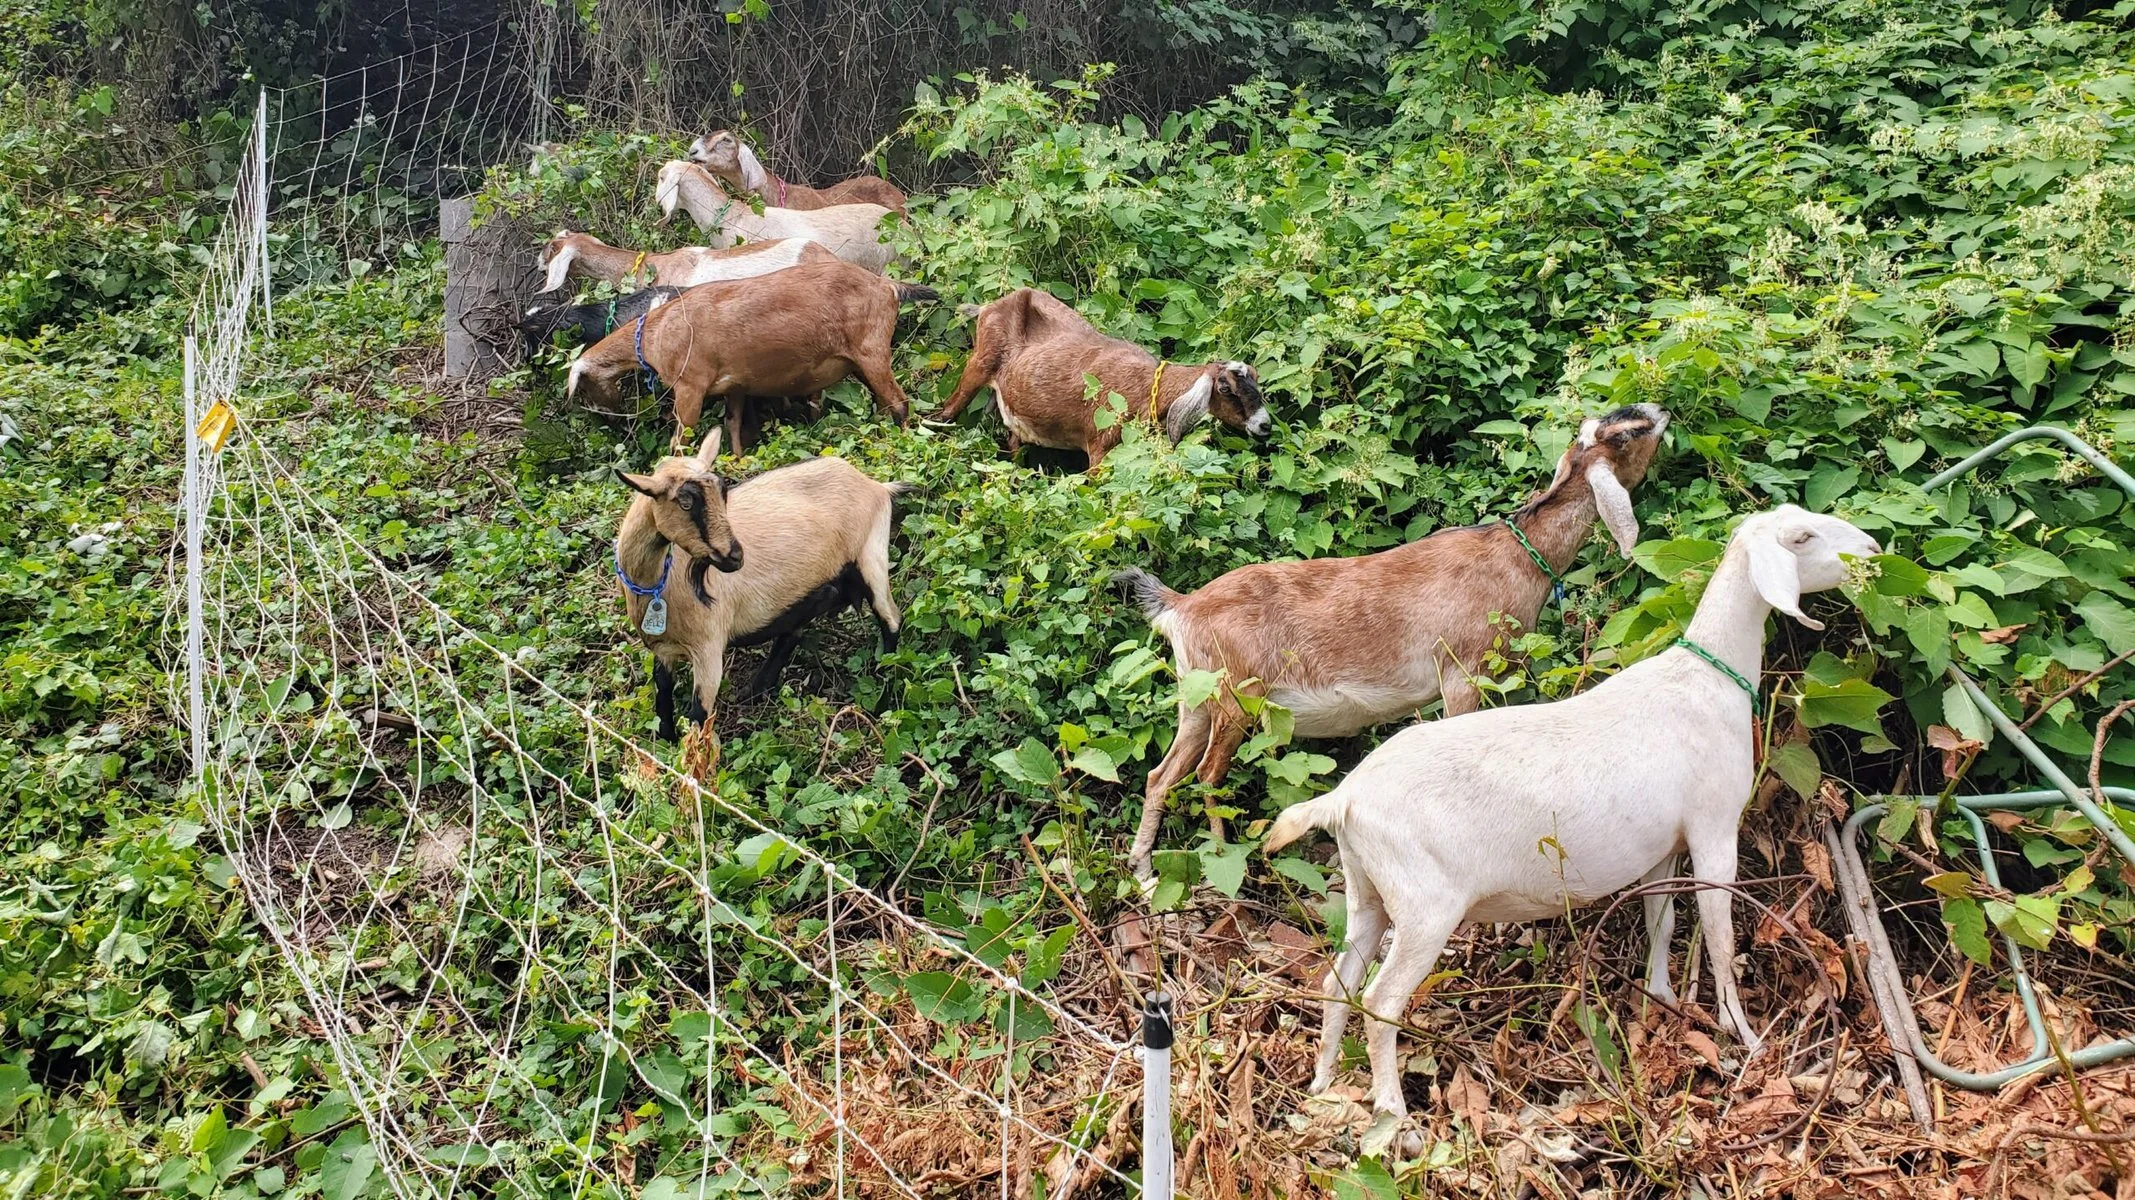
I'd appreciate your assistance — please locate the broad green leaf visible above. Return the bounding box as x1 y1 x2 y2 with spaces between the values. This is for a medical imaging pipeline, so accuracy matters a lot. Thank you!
1632 537 1724 581
1333 1155 1399 1199
1199 841 1251 898
905 972 980 1023
991 738 1058 787
1805 464 1860 512
1273 854 1328 894
1868 555 1930 597
1766 741 1821 799
1942 684 1995 746
1797 677 1894 735
1177 668 1226 710
320 1128 378 1200
1943 898 1993 966
1068 746 1119 782
1984 895 2059 951
1876 796 1919 846
1923 872 1973 900
2075 592 2135 655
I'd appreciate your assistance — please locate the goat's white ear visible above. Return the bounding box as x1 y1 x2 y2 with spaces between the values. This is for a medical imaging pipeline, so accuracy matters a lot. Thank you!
1746 525 1822 629
655 166 681 219
539 243 575 293
1162 373 1214 444
1586 462 1639 554
695 426 724 464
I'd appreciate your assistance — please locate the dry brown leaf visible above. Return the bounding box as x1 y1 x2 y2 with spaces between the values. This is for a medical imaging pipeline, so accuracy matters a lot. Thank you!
1261 922 1322 984
1980 623 2028 644
1444 1064 1492 1134
1800 838 1835 892
1683 1030 1723 1069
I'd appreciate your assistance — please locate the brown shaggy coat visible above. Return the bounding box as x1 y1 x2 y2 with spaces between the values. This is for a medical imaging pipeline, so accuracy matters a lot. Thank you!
1114 404 1670 873
568 261 934 453
935 288 1272 469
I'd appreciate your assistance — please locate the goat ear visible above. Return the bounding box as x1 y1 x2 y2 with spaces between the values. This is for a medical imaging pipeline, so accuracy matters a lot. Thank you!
1747 524 1822 630
1586 462 1640 554
616 470 662 498
1162 374 1214 444
539 243 575 294
695 427 723 464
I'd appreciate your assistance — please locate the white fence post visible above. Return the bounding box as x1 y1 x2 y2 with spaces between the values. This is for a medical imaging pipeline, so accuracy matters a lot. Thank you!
1141 992 1173 1200
183 335 206 778
256 87 272 342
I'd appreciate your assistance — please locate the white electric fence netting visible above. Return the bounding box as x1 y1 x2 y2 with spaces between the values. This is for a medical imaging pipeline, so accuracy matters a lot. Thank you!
174 40 1149 1200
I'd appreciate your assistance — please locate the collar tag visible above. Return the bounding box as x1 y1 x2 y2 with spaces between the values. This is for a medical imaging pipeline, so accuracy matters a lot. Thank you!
642 595 669 636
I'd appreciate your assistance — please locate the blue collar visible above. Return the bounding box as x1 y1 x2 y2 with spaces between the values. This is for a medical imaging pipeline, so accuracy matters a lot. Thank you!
615 547 671 599
633 313 661 392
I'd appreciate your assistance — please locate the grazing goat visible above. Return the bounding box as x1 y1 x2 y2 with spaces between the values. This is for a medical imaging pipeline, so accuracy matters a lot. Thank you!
537 230 834 293
1264 504 1879 1129
567 261 936 453
656 161 898 274
1115 404 1669 874
520 286 684 356
935 288 1271 469
614 428 911 741
690 130 908 212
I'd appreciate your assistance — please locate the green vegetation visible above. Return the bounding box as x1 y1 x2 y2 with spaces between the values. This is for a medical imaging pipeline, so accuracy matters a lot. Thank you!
6 0 2135 1194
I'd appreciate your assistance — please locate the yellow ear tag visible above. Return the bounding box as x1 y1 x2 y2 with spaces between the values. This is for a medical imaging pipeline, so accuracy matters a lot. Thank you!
195 399 237 453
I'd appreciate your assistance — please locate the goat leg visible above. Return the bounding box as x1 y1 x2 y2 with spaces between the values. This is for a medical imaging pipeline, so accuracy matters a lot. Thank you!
654 659 679 743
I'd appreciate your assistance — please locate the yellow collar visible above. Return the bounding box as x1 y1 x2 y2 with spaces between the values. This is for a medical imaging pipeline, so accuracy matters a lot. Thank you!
1147 361 1167 426
628 250 649 284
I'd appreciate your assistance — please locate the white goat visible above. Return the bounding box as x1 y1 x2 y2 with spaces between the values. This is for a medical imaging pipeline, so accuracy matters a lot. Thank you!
656 160 897 274
1264 504 1879 1125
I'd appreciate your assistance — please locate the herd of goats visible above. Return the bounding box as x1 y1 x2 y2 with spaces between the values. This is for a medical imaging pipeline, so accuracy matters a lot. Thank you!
515 130 1887 1128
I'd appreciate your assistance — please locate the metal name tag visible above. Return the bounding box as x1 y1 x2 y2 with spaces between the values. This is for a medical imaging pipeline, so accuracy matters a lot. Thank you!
642 596 668 636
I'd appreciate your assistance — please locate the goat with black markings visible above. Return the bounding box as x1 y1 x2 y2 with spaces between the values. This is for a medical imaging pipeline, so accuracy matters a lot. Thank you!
614 428 911 742
520 286 684 356
1114 405 1669 875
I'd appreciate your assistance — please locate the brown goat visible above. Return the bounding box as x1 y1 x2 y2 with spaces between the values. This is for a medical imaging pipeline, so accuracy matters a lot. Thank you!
537 230 835 293
935 288 1271 469
1113 404 1670 874
689 130 908 213
568 261 936 454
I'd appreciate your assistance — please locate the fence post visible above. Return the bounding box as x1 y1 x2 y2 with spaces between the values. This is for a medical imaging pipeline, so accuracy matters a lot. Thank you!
256 87 272 342
183 335 205 776
1141 991 1173 1200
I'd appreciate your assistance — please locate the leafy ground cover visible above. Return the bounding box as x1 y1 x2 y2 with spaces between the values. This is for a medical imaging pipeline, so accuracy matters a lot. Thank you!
7 0 2135 1195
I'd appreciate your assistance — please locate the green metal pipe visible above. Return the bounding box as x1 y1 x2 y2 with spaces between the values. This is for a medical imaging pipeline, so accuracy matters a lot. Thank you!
1837 789 2135 1089
1920 424 2135 497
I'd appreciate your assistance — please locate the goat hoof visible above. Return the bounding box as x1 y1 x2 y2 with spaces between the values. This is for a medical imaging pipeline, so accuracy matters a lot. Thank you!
1644 984 1680 1008
1307 1070 1335 1095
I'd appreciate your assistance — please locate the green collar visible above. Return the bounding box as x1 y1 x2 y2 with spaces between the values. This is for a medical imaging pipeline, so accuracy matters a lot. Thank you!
1673 636 1762 716
1500 518 1564 605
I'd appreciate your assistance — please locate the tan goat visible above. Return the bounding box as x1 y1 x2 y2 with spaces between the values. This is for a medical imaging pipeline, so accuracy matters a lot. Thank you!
657 161 898 274
689 130 908 213
1113 404 1670 874
615 428 910 741
536 230 835 293
567 261 936 454
934 288 1272 469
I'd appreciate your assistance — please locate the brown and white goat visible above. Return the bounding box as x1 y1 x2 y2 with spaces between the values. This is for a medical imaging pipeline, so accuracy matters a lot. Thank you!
657 161 899 275
689 130 908 213
934 288 1271 469
536 230 834 293
567 261 936 453
615 428 910 741
1113 404 1670 874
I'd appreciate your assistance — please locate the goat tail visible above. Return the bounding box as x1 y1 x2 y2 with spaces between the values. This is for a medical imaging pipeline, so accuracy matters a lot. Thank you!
1265 793 1343 855
1111 568 1180 622
893 282 940 305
